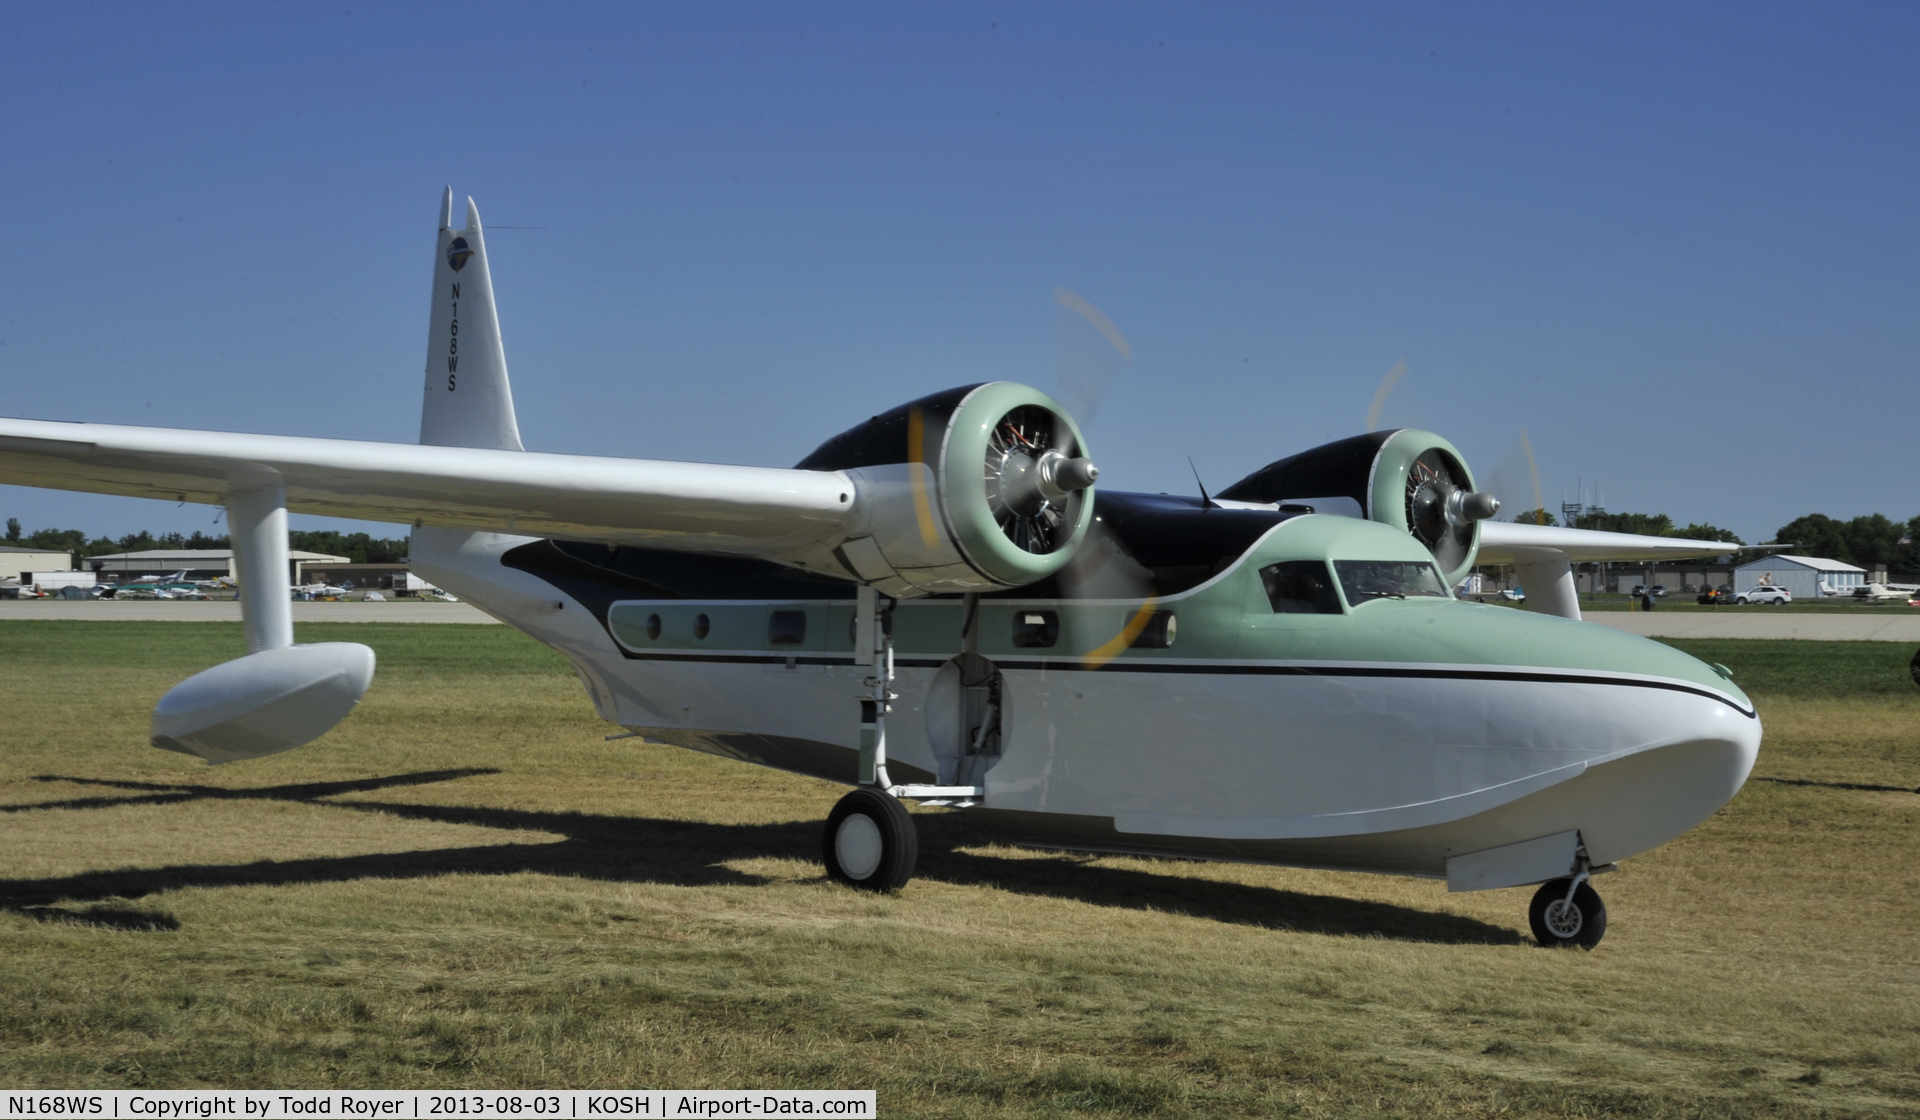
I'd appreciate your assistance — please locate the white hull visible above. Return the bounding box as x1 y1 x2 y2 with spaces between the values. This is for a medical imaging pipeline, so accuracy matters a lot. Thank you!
415 528 1760 888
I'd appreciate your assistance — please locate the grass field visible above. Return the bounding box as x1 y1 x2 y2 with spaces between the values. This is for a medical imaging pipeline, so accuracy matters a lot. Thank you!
2 621 1917 1117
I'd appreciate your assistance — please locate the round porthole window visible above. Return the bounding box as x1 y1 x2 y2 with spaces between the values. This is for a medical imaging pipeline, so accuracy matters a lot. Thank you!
694 613 711 640
645 613 662 640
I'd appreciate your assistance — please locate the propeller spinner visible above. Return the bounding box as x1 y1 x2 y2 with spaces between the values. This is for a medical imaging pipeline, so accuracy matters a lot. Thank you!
985 404 1099 554
1404 448 1500 575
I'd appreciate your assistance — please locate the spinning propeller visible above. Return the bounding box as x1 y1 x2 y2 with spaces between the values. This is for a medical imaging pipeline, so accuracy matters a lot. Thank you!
1480 428 1549 524
1047 288 1164 657
1053 287 1132 425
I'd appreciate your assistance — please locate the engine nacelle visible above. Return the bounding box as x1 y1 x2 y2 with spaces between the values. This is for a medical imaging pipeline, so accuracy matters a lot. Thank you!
151 643 376 764
797 382 1097 597
1218 429 1496 586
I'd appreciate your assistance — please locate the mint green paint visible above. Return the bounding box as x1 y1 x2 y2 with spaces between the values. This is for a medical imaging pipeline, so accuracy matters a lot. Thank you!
1364 429 1483 586
1232 515 1748 701
602 511 1748 706
940 382 1094 587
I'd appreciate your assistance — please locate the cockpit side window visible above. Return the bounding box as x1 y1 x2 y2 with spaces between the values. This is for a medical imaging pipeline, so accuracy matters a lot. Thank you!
1260 560 1343 614
1332 559 1450 604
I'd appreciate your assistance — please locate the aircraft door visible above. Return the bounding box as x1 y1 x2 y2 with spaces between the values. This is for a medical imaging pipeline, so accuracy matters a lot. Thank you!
923 652 1004 787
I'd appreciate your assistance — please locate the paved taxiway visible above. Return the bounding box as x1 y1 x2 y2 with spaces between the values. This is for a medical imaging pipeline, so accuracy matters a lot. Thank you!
4 599 1918 640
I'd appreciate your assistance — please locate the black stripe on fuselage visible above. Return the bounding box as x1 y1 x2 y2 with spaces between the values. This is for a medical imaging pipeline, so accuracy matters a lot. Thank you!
602 650 1756 718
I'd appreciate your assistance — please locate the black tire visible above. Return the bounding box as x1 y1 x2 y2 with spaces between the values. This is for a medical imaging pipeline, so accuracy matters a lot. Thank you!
1529 878 1607 950
822 787 917 892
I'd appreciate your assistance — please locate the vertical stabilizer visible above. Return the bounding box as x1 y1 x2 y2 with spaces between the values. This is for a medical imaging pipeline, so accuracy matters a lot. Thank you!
420 190 524 451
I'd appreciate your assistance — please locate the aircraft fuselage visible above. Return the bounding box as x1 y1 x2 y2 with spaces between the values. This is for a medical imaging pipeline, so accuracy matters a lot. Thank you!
413 501 1760 891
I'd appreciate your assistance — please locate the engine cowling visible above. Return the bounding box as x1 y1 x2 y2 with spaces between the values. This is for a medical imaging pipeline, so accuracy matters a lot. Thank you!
797 383 1097 597
1217 429 1496 586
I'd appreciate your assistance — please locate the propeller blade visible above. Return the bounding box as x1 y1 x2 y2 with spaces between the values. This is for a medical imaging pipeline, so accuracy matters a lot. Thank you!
1054 517 1161 667
1483 428 1549 523
1053 287 1132 424
1056 518 1156 601
1364 358 1408 432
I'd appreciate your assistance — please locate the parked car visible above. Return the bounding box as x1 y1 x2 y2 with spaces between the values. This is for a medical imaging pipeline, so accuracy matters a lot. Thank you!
1630 584 1668 598
1735 586 1792 605
1697 587 1733 606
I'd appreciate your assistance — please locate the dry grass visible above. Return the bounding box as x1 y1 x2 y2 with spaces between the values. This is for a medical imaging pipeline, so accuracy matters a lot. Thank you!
1 621 1917 1117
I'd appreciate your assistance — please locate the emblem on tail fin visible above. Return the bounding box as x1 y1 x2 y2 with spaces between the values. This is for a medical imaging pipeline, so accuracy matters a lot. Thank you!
420 192 524 450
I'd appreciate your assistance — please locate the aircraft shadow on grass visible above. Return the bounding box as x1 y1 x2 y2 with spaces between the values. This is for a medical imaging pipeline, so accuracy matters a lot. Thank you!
4 769 1522 946
1753 775 1920 795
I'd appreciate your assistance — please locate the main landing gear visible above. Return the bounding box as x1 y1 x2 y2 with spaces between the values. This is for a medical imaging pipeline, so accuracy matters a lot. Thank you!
822 589 985 892
1529 872 1607 950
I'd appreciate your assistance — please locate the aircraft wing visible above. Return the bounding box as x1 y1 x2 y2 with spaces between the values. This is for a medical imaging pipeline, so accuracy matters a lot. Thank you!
0 417 853 557
1477 521 1737 564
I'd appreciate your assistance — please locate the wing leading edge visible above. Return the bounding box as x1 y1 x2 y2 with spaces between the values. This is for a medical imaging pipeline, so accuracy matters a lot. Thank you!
1476 521 1737 564
0 417 853 558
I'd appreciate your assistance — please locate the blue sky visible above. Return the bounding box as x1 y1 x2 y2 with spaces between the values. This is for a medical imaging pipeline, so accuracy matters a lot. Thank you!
2 4 1915 545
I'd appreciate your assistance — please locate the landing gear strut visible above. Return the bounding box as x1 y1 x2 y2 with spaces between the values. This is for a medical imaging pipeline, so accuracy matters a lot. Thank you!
822 588 989 892
824 586 918 891
1529 872 1607 950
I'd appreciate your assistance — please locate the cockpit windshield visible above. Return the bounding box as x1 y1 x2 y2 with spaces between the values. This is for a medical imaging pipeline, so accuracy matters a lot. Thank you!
1333 560 1450 604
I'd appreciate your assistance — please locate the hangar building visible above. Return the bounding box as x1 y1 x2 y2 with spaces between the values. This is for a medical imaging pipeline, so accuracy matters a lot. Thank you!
89 548 350 584
0 544 75 581
1732 555 1865 599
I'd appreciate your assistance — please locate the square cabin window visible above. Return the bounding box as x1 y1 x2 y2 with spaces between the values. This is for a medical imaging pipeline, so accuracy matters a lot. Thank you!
1012 610 1060 648
767 609 808 646
1260 560 1343 614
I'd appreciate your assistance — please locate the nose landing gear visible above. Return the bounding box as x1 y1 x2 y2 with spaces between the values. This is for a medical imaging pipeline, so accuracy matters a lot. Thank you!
1529 872 1607 949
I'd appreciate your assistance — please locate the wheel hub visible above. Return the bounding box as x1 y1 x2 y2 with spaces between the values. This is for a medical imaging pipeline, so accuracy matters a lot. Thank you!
834 813 884 880
1543 898 1584 939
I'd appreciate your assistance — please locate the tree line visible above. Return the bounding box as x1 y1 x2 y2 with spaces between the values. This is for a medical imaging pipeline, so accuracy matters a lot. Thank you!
1511 508 1920 570
4 519 409 565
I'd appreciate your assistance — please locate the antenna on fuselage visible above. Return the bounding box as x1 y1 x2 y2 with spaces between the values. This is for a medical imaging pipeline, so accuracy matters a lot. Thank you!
1188 457 1216 509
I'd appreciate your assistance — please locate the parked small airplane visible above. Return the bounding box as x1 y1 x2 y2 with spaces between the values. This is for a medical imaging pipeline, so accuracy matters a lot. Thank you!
0 191 1755 948
106 572 199 599
1854 582 1919 602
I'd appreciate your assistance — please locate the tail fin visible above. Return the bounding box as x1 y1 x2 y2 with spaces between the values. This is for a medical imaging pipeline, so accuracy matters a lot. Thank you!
420 187 524 451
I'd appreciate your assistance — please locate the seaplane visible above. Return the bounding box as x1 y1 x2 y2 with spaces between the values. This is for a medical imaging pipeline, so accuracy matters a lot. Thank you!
0 191 1758 949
